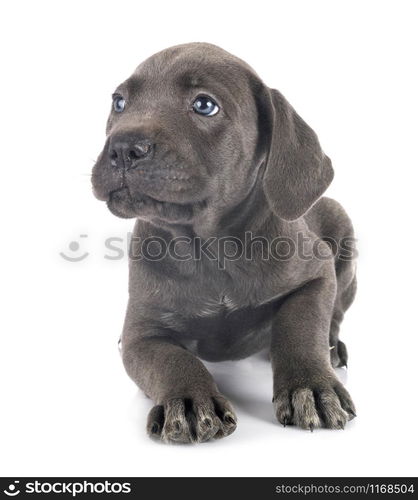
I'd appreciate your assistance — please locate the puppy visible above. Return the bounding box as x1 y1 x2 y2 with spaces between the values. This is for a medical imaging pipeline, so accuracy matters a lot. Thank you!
92 43 357 443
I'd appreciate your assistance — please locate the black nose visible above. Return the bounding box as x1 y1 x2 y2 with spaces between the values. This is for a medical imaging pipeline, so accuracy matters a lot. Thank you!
109 137 154 169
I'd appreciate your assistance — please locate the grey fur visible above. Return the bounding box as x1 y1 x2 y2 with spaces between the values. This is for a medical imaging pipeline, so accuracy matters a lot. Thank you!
92 43 357 443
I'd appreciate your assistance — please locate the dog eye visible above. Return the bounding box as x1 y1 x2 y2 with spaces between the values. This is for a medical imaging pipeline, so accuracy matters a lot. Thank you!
192 95 219 116
113 95 126 113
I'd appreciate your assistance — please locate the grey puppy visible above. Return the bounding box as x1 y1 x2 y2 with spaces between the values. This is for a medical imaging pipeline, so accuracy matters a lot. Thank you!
92 43 357 443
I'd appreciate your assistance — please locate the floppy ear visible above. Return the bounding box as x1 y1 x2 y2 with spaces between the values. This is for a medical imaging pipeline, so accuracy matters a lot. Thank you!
261 88 334 221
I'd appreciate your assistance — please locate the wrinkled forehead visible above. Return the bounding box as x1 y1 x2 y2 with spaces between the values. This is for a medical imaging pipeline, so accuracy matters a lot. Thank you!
117 45 257 104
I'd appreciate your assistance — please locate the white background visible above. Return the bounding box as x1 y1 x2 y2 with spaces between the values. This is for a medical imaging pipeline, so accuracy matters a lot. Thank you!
1 0 417 477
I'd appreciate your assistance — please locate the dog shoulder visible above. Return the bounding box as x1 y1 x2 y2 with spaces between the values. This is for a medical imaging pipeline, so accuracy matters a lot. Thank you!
304 196 354 239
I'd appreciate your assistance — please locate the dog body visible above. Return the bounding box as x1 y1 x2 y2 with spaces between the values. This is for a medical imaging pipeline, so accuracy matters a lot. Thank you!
92 43 356 443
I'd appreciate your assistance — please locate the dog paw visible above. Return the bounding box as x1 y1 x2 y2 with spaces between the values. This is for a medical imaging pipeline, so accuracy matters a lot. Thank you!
273 378 356 431
146 394 237 444
330 340 348 368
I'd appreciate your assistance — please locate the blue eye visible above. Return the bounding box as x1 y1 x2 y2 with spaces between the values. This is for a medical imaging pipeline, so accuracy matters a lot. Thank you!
192 95 219 116
113 95 126 112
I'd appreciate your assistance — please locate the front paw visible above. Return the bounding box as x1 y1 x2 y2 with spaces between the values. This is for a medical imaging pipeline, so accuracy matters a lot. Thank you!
147 393 237 444
273 374 356 431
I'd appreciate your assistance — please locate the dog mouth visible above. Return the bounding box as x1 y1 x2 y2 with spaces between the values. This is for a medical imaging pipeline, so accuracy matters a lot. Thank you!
107 187 205 222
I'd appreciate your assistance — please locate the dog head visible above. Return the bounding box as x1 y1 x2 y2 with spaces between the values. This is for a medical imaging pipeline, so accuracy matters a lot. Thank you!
92 43 333 226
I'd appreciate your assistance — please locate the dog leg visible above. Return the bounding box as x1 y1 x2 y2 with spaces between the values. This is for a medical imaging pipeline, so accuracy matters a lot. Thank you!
271 276 356 430
330 272 357 367
121 336 237 443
